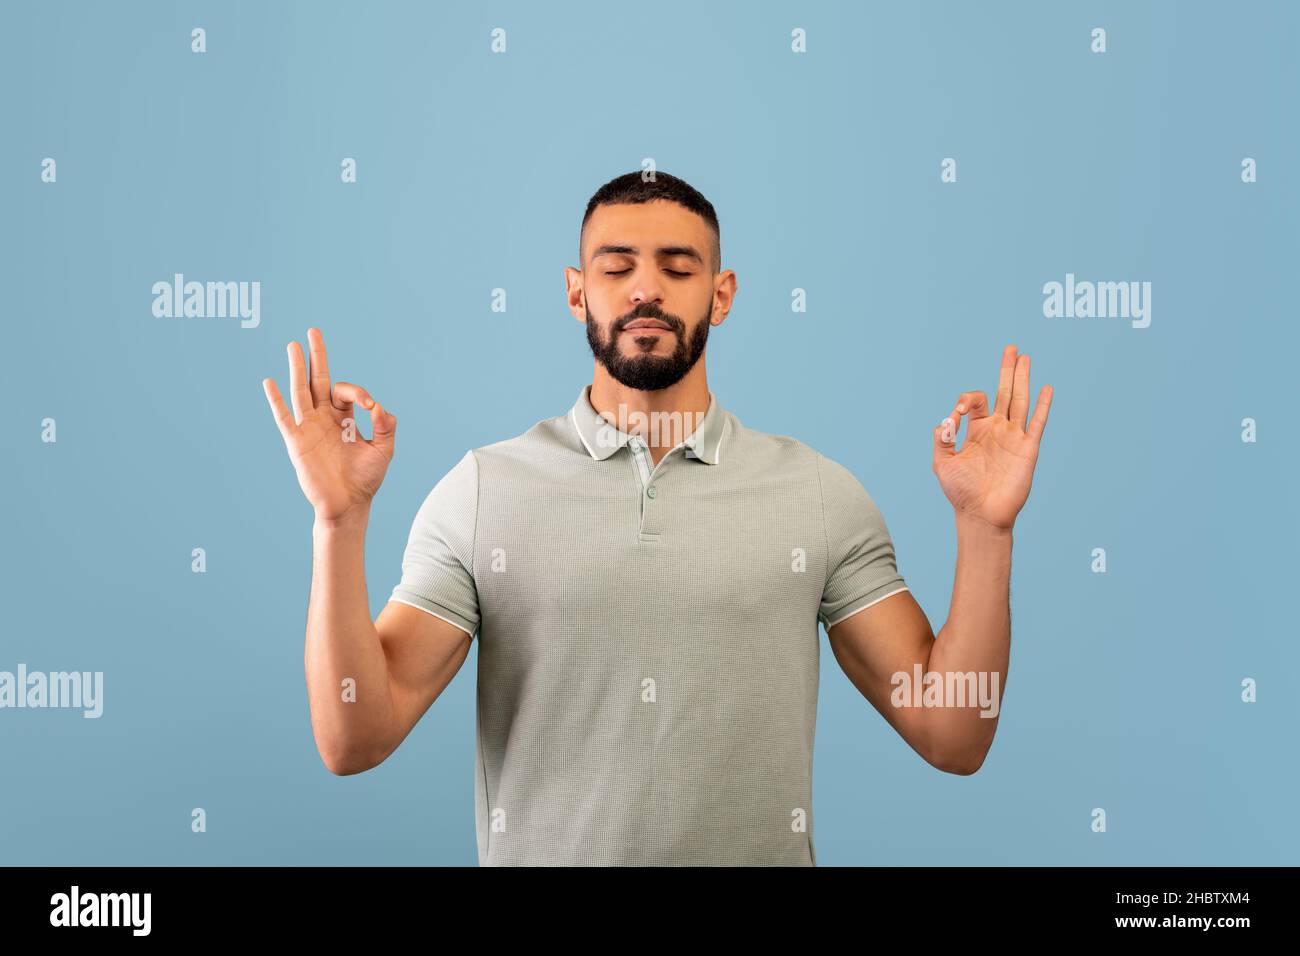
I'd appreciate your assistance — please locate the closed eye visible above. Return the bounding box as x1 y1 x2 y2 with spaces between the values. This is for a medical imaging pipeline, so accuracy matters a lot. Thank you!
604 269 691 277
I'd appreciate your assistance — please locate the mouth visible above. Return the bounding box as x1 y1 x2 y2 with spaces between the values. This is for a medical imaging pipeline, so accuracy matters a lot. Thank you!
623 319 673 332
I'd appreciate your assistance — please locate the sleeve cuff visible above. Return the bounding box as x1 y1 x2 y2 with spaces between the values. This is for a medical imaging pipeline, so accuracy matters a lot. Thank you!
388 591 478 639
820 583 910 631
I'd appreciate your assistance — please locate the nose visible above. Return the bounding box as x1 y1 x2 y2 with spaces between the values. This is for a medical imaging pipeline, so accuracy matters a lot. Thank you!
630 274 665 309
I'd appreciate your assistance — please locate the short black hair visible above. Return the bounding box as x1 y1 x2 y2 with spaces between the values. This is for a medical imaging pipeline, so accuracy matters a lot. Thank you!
580 171 721 274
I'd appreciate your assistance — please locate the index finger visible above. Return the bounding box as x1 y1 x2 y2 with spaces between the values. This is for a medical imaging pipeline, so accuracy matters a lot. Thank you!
332 381 374 411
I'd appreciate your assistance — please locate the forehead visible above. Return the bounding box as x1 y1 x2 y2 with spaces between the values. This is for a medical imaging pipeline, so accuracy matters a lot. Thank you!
584 200 710 260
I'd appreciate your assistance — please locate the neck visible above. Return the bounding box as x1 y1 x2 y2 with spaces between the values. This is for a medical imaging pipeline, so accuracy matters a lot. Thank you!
589 363 711 465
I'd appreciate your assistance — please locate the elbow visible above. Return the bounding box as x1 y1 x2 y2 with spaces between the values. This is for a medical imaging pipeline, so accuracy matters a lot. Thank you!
928 747 988 776
323 753 367 776
319 741 386 776
310 711 394 776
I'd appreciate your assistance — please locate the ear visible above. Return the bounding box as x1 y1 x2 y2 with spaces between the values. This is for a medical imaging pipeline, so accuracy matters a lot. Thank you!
565 265 587 322
712 269 738 324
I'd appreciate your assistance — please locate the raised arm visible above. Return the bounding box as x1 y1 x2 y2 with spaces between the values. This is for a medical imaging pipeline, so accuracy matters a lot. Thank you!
263 328 472 776
827 344 1052 775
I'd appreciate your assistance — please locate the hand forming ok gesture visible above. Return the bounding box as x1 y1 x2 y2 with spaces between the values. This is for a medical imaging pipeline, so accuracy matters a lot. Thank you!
932 344 1053 532
262 328 397 522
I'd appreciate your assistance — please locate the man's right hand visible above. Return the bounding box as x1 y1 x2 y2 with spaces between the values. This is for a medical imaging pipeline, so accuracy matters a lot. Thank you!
262 327 397 522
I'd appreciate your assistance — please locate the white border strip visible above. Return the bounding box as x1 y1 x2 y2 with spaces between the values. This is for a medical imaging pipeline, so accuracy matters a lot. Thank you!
823 585 911 630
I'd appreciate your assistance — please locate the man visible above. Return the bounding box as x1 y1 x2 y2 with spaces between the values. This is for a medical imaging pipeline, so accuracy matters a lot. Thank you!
262 171 1053 866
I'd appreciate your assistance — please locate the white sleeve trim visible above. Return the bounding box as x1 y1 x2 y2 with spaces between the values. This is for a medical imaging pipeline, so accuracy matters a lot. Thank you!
823 585 910 630
388 596 476 638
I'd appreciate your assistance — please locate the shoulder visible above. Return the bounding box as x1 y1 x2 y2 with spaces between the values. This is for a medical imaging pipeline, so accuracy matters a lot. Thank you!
469 410 586 472
727 416 871 496
734 420 882 514
718 413 823 471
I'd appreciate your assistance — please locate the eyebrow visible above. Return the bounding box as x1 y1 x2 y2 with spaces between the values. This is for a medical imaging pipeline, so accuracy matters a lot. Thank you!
591 244 704 266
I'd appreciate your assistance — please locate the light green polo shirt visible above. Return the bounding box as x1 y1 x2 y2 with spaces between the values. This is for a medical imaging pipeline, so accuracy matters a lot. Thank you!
389 384 909 866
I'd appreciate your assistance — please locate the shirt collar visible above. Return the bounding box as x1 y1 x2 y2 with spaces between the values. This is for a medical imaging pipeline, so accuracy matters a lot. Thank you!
569 384 726 465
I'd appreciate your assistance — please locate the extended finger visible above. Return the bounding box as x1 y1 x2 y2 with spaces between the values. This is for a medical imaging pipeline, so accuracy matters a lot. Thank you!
307 327 332 409
1009 353 1031 430
1027 385 1053 444
991 344 1017 420
262 378 295 440
287 341 312 425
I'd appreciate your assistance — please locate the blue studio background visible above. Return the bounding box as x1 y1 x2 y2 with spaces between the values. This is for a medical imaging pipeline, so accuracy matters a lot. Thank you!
2 0 1296 866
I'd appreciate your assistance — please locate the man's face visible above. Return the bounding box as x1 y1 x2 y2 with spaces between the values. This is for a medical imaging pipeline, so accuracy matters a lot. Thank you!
575 200 722 392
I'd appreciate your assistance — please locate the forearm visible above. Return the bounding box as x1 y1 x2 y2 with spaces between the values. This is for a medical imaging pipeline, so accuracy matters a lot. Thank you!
923 514 1013 772
304 506 396 773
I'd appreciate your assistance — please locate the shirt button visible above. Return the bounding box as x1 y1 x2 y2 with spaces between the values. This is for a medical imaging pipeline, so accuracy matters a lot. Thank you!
646 485 657 499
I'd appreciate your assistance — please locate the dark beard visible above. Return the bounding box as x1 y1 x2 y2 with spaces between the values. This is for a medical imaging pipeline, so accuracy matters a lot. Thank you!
585 300 711 391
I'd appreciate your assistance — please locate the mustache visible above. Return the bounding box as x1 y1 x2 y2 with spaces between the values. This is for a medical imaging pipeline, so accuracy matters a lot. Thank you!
616 304 683 331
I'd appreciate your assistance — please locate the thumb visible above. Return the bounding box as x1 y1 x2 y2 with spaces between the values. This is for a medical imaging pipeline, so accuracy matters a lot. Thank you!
370 401 397 454
932 409 960 470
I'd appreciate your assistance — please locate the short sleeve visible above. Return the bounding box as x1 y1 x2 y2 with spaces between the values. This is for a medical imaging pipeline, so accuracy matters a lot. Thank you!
389 450 481 638
816 452 909 630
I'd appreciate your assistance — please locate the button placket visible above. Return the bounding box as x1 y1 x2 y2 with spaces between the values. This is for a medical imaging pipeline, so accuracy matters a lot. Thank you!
628 437 652 487
627 437 669 537
626 438 649 527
